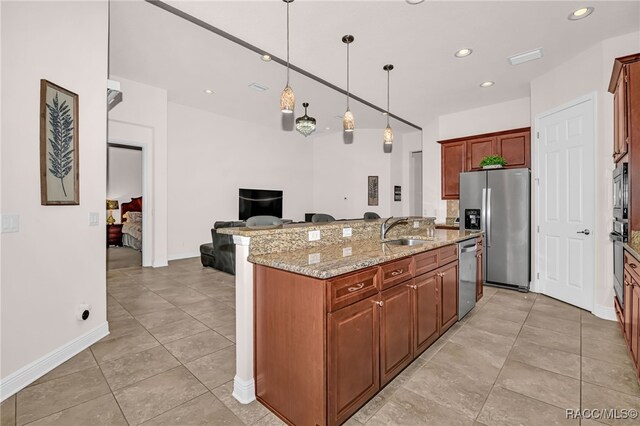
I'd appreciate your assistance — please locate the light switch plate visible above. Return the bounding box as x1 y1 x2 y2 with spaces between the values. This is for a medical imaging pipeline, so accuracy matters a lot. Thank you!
342 227 352 237
308 253 320 264
413 221 420 229
89 212 100 226
343 247 352 257
1 214 19 233
308 230 320 241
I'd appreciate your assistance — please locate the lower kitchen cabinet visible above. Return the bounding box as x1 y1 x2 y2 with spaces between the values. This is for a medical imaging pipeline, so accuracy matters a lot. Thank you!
476 241 484 301
413 272 439 354
440 261 459 333
619 250 640 381
379 283 414 386
632 281 640 366
328 294 380 425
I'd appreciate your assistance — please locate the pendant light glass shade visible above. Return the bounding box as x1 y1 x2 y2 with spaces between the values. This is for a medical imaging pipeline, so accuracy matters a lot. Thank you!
343 109 355 132
296 102 316 137
383 64 394 150
383 125 393 144
280 85 295 113
280 0 295 114
342 35 355 132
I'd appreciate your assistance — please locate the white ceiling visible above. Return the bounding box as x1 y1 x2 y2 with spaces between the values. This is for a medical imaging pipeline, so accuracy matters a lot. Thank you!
110 0 640 134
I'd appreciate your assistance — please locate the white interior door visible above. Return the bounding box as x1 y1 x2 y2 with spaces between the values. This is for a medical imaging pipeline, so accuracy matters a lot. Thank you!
537 95 595 310
410 151 423 217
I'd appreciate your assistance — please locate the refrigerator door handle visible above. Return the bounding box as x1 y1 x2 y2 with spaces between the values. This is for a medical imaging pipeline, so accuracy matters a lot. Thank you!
482 188 487 246
487 188 492 247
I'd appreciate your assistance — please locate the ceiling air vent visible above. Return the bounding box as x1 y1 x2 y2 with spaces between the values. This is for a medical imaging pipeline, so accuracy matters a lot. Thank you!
107 79 123 111
508 48 543 66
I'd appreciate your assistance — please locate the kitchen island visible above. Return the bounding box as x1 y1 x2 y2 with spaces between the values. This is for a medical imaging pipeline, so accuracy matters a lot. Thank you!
217 218 482 424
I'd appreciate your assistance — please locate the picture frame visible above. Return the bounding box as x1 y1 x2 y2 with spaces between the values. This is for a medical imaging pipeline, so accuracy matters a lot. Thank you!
368 176 379 206
40 79 79 205
394 185 402 202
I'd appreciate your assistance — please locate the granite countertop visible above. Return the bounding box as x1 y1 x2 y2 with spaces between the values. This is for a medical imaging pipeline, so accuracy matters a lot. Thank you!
248 229 482 279
435 223 460 229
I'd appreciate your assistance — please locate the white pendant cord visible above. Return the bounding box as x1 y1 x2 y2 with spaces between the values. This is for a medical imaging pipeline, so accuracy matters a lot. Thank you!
286 1 290 86
386 69 390 126
346 42 350 110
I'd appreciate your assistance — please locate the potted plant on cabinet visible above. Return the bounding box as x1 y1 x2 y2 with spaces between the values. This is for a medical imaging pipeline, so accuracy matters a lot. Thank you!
479 155 507 169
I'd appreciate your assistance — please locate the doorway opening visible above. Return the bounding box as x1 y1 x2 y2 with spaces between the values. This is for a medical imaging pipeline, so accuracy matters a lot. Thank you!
410 151 423 217
107 142 144 270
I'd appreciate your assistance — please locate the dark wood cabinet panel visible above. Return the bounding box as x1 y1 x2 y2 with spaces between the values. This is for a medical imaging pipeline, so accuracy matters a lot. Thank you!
439 261 459 333
632 279 640 366
413 272 439 355
466 137 496 171
328 295 380 425
625 270 633 345
379 257 413 291
107 224 123 247
614 69 628 163
441 141 466 200
379 283 413 386
496 131 530 169
328 267 379 312
414 249 438 277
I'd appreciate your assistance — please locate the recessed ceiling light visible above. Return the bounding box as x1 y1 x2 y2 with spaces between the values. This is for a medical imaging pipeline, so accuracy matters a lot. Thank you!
480 81 495 88
454 48 473 58
203 89 214 95
406 0 425 4
248 82 269 92
325 127 330 130
568 7 594 20
508 48 543 65
261 54 272 62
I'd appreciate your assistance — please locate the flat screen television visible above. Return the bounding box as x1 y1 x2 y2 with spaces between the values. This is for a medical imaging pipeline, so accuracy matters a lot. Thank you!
239 188 283 221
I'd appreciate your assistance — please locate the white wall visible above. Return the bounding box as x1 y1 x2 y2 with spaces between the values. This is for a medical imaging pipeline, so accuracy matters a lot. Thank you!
167 102 315 259
391 131 423 217
108 75 168 267
1 0 108 391
312 129 392 220
438 97 531 140
530 31 640 317
421 119 446 221
107 146 142 223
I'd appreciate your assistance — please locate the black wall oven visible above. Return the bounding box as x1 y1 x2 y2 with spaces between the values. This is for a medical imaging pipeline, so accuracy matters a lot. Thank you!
611 163 629 306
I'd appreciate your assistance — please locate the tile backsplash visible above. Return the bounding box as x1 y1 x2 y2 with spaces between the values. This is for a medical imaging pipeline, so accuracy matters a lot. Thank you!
446 200 459 224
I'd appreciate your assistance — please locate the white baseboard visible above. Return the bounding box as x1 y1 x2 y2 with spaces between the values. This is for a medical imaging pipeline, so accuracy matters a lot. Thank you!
592 304 617 322
232 375 255 404
0 322 109 401
167 252 200 262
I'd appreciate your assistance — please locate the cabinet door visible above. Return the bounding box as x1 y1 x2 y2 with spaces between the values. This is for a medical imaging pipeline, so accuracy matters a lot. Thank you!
439 261 459 333
413 272 439 355
466 137 496 171
441 141 466 200
632 279 640 365
380 283 413 386
495 131 530 169
476 247 484 302
614 69 628 162
625 271 633 344
328 295 380 425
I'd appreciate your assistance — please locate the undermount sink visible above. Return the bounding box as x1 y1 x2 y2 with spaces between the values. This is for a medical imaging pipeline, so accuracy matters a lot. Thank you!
385 238 428 246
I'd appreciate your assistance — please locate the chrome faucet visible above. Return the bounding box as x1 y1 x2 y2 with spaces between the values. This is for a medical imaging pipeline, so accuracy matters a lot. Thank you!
381 217 409 240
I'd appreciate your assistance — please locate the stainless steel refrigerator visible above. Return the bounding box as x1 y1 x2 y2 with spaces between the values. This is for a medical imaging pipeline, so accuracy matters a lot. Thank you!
459 168 530 291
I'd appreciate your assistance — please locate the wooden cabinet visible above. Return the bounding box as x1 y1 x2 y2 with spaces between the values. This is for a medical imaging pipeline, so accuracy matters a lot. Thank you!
613 67 628 163
379 284 413 386
328 295 380 425
441 141 466 199
620 249 640 379
439 127 531 200
476 239 484 301
255 242 463 425
107 224 123 247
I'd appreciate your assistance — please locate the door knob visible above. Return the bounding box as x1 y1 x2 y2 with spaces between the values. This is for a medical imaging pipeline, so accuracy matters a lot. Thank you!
577 229 591 235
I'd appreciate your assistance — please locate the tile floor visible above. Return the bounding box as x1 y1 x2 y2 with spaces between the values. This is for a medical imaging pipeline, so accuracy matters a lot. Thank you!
2 258 640 425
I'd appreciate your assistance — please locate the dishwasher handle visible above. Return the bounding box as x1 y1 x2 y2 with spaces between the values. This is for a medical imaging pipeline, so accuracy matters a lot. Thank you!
460 245 477 254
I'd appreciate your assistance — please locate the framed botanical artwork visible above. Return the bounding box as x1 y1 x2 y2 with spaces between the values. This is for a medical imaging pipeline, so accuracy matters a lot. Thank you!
368 176 379 206
40 79 79 205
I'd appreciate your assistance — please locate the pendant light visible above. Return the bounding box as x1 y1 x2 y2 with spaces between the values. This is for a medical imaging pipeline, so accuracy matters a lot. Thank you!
295 102 316 137
280 0 295 114
383 64 394 147
342 35 355 132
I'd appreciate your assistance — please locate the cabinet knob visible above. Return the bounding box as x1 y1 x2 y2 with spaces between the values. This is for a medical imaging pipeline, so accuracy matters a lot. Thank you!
630 263 638 269
406 284 418 290
374 300 384 307
391 269 403 276
347 283 365 292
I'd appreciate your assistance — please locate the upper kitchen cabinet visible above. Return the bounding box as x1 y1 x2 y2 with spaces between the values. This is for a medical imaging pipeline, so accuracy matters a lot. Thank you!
440 141 466 199
613 67 629 163
439 127 531 200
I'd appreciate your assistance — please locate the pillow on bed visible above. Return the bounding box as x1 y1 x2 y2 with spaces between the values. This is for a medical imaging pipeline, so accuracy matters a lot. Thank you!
124 211 142 223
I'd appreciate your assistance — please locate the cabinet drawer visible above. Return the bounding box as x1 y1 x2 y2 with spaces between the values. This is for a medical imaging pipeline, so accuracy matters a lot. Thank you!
438 244 458 266
328 268 379 312
379 257 413 290
625 251 640 281
414 249 439 277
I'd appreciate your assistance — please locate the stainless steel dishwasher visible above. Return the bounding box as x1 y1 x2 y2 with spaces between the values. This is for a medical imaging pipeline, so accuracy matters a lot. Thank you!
458 238 478 319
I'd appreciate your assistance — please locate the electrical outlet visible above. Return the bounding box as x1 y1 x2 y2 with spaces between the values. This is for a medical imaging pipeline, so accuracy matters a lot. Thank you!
1 214 19 233
342 227 352 237
343 247 352 257
308 230 321 241
308 253 320 264
413 221 420 229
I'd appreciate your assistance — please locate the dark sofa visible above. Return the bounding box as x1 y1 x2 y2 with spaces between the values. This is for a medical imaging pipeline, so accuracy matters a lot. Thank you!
200 221 245 275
